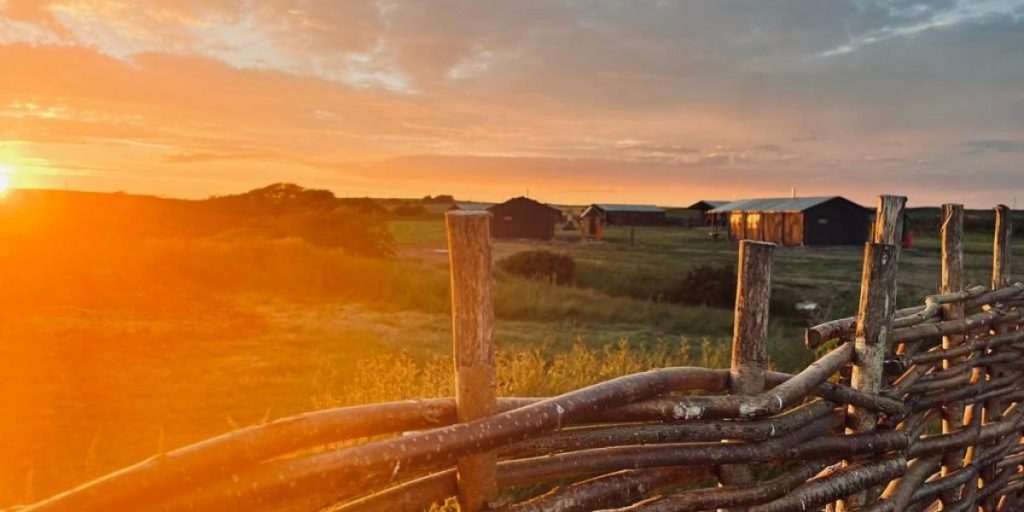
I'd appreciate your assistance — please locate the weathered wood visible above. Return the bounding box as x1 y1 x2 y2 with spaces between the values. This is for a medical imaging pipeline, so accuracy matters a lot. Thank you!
445 210 498 512
938 204 969 506
982 204 1013 512
993 204 1012 290
730 240 775 396
753 456 908 512
501 400 835 458
720 241 775 497
873 195 907 246
496 467 706 512
848 243 900 432
840 242 899 511
610 461 833 512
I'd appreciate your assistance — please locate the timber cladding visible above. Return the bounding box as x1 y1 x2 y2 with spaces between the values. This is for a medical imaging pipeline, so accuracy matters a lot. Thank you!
714 196 871 246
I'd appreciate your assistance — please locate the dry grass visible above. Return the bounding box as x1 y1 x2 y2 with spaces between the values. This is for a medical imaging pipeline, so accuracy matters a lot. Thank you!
315 338 733 408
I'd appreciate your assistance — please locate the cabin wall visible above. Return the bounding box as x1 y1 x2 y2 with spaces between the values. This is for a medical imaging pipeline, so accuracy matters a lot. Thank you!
783 212 804 245
489 200 558 240
729 212 747 240
802 200 870 246
604 211 667 226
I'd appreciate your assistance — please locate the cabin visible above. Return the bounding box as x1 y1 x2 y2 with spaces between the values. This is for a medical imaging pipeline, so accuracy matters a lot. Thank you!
708 196 870 246
488 197 562 240
686 200 730 213
687 200 730 228
580 204 667 226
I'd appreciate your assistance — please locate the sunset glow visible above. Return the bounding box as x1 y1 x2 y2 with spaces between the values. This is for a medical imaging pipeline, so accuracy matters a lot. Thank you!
0 166 12 195
0 2 1022 206
6 2 1024 509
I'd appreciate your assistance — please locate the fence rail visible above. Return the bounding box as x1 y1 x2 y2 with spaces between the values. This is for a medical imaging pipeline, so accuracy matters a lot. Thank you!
18 196 1024 512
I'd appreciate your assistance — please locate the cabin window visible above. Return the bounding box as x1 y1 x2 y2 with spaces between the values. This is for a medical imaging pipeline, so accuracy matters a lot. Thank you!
818 217 829 225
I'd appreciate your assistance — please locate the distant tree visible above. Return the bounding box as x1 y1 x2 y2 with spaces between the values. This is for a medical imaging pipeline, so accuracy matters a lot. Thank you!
201 183 393 255
421 194 455 204
205 183 345 214
337 197 386 216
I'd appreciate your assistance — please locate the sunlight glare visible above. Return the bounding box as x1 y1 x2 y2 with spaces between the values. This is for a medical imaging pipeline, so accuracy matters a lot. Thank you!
0 165 12 196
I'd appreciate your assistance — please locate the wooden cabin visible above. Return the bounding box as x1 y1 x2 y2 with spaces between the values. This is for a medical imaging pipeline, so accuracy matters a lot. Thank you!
580 204 667 226
488 197 562 240
687 200 730 229
708 196 870 246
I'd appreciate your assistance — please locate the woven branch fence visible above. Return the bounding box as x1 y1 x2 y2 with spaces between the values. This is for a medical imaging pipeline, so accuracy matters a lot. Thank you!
19 196 1024 512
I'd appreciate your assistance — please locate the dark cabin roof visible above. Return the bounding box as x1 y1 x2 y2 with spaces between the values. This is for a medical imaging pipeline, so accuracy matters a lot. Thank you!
489 196 562 213
708 196 867 214
582 204 666 216
687 200 730 210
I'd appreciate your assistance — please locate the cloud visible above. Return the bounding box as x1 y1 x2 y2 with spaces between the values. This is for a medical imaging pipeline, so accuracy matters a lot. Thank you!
818 0 1024 57
965 139 1024 154
0 1 1023 206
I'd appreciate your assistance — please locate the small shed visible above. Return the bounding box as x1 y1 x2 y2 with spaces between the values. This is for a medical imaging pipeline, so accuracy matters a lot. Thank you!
580 204 667 226
488 197 562 240
686 200 730 212
688 200 730 228
708 196 870 246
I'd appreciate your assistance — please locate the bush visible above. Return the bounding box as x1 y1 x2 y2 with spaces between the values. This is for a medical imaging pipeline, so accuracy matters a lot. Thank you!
666 264 736 308
391 203 427 217
497 250 575 285
242 208 395 256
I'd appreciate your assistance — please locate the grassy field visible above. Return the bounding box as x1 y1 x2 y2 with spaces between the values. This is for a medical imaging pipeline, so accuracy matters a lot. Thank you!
1 198 1018 507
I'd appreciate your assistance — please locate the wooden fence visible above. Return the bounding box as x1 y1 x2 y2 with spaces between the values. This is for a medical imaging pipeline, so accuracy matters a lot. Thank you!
18 196 1024 512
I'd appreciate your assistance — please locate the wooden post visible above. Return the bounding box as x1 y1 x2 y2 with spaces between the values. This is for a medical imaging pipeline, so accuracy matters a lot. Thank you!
839 195 904 511
872 195 907 247
981 204 1012 511
718 241 774 501
846 242 899 433
837 242 898 512
445 210 497 512
993 204 1012 290
939 204 967 506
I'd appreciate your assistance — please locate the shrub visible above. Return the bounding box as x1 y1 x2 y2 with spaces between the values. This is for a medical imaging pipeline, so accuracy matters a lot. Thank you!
497 250 575 285
666 264 736 308
391 203 427 217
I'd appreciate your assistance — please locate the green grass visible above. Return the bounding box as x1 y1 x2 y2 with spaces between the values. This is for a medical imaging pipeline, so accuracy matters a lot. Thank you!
387 219 449 246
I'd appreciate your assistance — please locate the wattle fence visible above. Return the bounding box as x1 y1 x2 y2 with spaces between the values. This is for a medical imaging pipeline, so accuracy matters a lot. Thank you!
18 196 1024 512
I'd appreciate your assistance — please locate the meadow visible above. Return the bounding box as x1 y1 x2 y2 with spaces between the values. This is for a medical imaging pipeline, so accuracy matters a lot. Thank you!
0 189 1017 507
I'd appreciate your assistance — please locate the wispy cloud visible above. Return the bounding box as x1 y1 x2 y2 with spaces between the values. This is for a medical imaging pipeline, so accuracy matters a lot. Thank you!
819 0 1024 57
965 139 1024 154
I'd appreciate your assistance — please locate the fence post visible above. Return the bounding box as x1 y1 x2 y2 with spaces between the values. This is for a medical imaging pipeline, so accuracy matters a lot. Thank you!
939 204 968 506
445 210 497 512
718 240 774 501
839 195 904 511
980 204 1012 511
872 196 907 247
992 204 1012 290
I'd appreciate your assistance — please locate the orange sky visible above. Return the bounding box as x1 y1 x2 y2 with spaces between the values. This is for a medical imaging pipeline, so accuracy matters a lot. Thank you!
1 1 1023 207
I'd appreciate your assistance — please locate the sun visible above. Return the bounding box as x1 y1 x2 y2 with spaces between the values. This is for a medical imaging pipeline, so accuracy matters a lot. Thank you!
0 165 12 196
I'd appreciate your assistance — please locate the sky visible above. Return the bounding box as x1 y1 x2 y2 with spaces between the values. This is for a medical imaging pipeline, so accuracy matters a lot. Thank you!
1 0 1023 207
